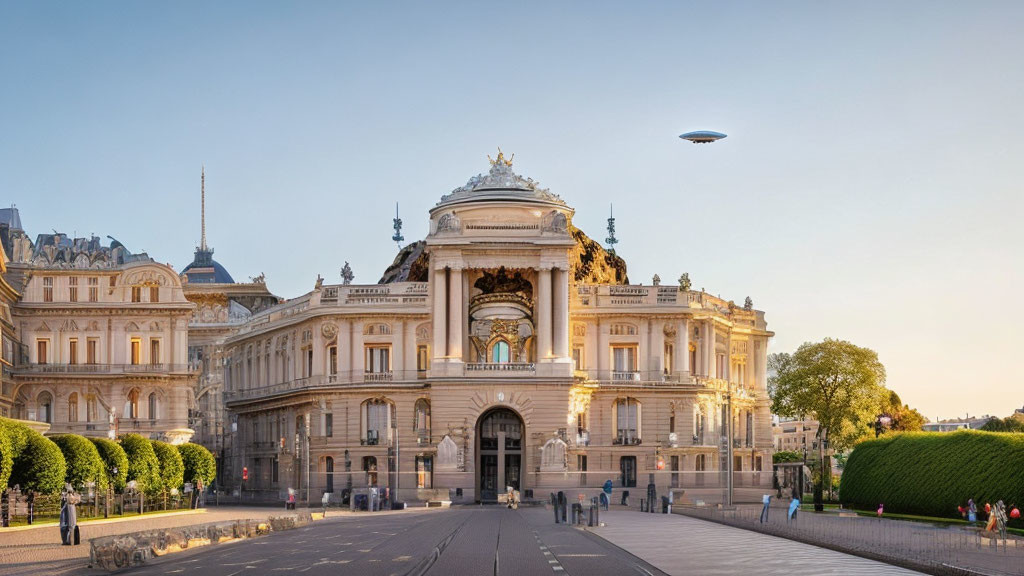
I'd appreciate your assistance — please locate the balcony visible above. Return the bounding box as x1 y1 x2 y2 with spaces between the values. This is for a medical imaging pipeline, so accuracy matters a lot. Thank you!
575 430 591 447
613 431 641 446
464 362 536 376
611 371 640 382
363 371 393 383
14 363 194 375
416 429 431 445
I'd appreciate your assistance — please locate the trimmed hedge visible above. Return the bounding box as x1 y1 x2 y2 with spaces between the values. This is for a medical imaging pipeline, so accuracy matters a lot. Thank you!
151 440 184 494
0 418 33 491
119 433 161 495
178 443 216 487
840 430 1024 523
9 430 67 494
53 434 106 491
91 438 129 492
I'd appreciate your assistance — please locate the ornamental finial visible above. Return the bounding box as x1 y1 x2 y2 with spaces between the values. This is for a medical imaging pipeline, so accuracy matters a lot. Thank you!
487 147 514 167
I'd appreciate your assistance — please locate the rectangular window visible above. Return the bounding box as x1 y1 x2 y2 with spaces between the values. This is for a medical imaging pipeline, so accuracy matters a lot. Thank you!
43 277 53 302
612 345 637 372
69 277 78 302
325 413 333 437
88 277 99 302
131 286 142 303
272 457 279 484
365 346 391 373
150 286 159 303
619 456 637 488
68 338 78 365
415 455 433 489
304 348 313 378
36 339 49 364
616 398 639 443
87 338 98 364
150 339 160 365
109 276 116 287
572 347 583 371
664 343 674 374
130 338 142 365
328 346 338 375
416 345 429 372
87 395 98 422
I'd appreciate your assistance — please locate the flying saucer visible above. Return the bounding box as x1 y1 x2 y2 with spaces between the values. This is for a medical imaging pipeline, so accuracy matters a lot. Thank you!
679 131 727 144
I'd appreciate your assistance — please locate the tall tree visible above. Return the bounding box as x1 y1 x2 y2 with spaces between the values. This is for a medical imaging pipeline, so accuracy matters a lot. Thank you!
770 339 888 451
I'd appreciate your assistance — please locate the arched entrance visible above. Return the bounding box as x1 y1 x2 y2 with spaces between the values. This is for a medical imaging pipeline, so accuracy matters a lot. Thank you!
476 407 523 502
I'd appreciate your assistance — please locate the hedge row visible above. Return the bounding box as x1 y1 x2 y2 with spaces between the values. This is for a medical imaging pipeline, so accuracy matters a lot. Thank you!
840 430 1024 521
0 418 215 496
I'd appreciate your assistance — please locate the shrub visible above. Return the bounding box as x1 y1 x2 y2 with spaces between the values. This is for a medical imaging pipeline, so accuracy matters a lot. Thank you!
840 430 1024 525
52 434 106 491
9 430 66 494
151 440 184 495
119 433 161 495
178 443 216 487
0 418 33 491
91 438 129 492
773 450 803 463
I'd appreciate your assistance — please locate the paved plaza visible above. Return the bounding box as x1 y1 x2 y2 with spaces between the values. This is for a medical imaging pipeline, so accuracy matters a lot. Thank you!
0 506 946 576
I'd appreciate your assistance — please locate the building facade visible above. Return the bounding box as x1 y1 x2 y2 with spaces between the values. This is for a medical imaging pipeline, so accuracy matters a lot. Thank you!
223 154 774 504
3 223 196 443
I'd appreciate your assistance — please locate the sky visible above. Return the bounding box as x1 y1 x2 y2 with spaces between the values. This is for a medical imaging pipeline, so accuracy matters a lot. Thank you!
1 1 1021 421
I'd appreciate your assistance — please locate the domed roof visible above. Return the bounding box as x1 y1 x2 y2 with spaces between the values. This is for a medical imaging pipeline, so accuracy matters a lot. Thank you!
182 247 235 284
434 151 568 211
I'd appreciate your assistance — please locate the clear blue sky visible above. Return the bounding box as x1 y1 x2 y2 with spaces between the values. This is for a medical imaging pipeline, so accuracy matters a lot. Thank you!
2 1 1021 421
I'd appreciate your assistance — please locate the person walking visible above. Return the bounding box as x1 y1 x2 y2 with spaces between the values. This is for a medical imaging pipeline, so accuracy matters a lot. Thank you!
760 494 771 523
968 499 978 524
787 496 800 522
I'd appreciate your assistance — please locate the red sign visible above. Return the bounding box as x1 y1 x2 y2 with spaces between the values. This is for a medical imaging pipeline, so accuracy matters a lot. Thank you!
242 466 249 481
656 458 665 470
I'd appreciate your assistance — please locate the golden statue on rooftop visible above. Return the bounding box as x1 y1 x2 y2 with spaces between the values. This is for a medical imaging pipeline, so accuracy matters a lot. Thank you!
488 147 514 167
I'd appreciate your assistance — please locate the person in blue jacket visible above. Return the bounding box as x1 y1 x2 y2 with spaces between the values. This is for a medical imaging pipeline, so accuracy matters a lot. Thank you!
787 496 800 522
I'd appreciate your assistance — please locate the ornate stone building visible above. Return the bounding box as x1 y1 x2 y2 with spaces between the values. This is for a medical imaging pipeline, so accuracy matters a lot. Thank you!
2 220 195 443
181 169 279 469
223 153 774 504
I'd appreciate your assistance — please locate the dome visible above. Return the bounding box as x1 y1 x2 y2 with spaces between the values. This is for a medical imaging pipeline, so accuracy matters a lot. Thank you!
433 150 568 211
181 247 235 284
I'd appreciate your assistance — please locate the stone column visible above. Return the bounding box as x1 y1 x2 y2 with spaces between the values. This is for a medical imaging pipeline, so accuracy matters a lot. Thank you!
432 268 446 359
339 320 352 382
705 321 715 378
650 320 664 376
393 320 405 377
678 319 689 375
553 268 569 359
447 267 463 360
597 320 609 374
725 330 732 383
536 268 552 360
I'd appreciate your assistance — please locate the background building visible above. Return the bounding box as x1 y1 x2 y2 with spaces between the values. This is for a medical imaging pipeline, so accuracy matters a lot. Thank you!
222 154 774 504
2 212 195 443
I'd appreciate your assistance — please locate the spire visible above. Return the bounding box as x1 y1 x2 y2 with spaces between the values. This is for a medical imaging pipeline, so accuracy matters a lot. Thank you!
200 165 207 251
392 202 404 247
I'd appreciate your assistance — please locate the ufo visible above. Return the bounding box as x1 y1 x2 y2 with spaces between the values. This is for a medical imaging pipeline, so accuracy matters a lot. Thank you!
679 130 727 144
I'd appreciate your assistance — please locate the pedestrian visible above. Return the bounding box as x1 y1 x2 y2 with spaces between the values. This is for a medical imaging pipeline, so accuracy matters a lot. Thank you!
602 479 613 510
760 493 771 523
877 503 884 519
968 499 977 524
787 496 800 522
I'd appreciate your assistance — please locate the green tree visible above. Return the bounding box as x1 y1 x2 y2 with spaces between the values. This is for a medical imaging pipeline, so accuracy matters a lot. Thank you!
770 339 887 508
91 438 129 492
52 434 106 491
0 418 32 491
880 390 926 433
119 433 161 495
178 443 217 487
980 417 1024 433
151 440 184 496
10 431 67 494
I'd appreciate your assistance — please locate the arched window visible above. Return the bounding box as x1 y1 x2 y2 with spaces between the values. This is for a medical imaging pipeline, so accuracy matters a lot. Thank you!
148 392 158 420
414 399 431 444
68 393 79 423
37 391 53 423
612 397 641 445
126 388 140 419
491 340 510 363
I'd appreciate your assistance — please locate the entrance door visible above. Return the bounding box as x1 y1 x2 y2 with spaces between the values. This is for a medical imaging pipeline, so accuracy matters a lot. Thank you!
620 456 637 487
476 408 523 502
